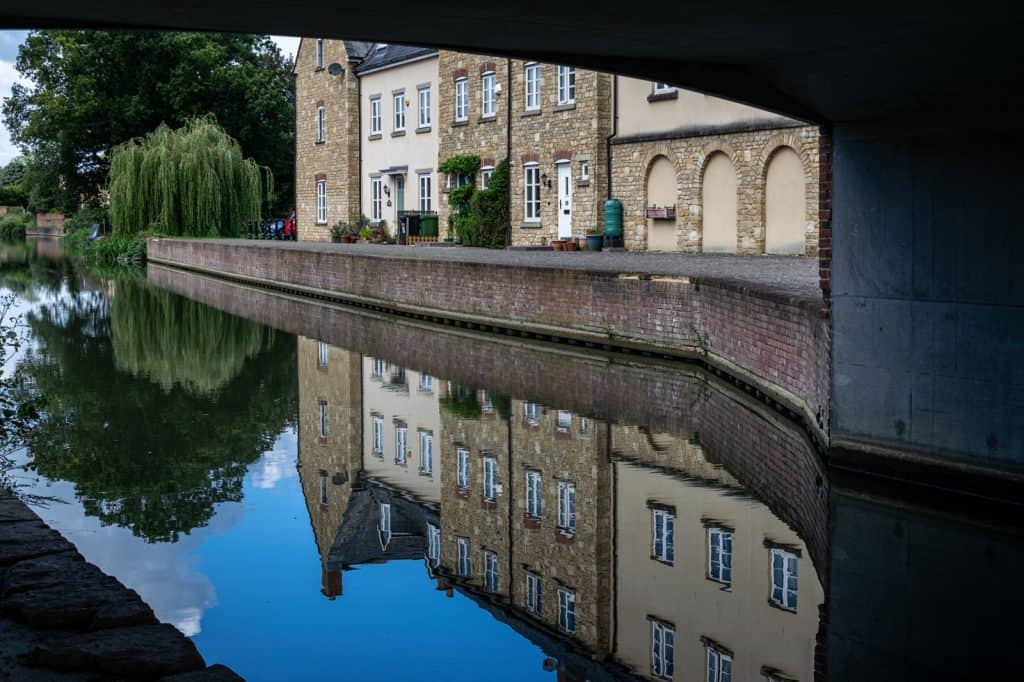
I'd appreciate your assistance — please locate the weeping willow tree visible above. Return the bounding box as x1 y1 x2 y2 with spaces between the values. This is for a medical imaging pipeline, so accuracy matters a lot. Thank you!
108 117 272 237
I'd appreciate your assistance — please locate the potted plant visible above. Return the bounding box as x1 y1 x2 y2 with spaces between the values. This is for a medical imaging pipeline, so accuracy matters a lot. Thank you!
552 239 565 251
358 226 373 242
329 221 345 244
586 229 604 251
564 238 579 251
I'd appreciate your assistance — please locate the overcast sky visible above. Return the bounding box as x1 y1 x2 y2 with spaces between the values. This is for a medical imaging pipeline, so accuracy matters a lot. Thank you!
0 32 301 167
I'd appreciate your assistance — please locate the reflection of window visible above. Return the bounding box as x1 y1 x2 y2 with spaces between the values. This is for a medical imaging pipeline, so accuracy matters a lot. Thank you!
526 572 542 614
556 410 572 432
652 508 675 564
481 391 494 414
484 551 499 592
419 374 433 391
483 457 498 501
372 417 384 454
372 357 384 378
706 645 732 682
524 402 541 425
419 432 433 474
318 400 328 437
455 78 468 121
558 482 576 532
526 470 542 518
557 65 576 104
378 503 391 548
558 588 576 634
319 472 328 505
458 537 472 576
771 549 798 611
395 426 408 465
651 619 675 680
315 38 324 69
316 106 326 143
317 341 329 367
427 523 441 567
580 417 590 435
653 82 676 94
525 63 541 110
457 448 470 489
482 72 496 117
708 528 733 585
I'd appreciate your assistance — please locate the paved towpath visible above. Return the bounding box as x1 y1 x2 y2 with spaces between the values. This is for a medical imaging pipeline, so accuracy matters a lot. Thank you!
195 240 822 301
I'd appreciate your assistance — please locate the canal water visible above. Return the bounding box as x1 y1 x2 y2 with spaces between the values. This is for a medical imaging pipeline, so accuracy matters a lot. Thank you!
1 238 1021 681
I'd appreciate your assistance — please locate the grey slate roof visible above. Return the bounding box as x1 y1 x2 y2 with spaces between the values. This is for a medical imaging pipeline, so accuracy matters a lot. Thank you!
345 41 375 63
354 44 437 74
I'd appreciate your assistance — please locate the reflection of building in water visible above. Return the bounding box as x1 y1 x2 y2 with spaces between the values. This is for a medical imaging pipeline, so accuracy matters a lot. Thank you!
611 426 824 682
297 337 363 599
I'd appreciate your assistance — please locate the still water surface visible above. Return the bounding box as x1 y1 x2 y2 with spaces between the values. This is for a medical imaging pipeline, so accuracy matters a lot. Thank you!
1 238 1020 681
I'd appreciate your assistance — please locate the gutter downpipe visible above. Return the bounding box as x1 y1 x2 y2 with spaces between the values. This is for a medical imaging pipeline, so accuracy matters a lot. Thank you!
506 57 513 248
357 60 363 219
607 74 618 199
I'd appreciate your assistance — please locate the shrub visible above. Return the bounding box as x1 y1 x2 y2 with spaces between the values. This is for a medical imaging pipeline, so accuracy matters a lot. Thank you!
0 210 32 240
468 159 509 249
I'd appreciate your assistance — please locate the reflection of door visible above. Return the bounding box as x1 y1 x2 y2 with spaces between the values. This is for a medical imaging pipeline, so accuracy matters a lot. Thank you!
557 163 572 239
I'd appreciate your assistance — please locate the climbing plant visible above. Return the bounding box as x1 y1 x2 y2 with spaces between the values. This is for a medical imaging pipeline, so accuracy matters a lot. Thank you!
469 159 510 248
108 117 272 238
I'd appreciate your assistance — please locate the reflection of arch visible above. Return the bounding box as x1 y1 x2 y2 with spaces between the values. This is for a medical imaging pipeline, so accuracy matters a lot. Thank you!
701 152 738 253
764 146 807 254
645 155 678 251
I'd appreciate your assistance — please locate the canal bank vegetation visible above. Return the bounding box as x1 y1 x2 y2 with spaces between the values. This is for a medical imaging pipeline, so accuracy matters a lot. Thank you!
0 209 33 240
0 293 44 494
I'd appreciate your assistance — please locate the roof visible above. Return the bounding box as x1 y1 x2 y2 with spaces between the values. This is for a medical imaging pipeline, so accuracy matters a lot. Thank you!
355 44 437 75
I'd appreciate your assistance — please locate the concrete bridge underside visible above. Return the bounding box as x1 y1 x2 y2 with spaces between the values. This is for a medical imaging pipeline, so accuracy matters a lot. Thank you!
3 2 1021 477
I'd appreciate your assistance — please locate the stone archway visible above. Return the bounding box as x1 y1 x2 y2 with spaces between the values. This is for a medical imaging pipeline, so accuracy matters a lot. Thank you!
645 155 678 251
701 152 738 253
765 146 807 254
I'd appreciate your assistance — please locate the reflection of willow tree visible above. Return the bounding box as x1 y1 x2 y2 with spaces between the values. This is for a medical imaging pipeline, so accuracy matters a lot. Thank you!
111 277 273 395
21 284 297 542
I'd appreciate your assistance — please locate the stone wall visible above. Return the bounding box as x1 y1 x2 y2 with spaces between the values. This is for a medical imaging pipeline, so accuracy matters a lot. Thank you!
611 125 820 254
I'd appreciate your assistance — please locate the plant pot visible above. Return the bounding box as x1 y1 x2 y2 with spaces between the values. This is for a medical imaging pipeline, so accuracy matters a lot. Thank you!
564 240 578 251
341 235 357 244
330 236 342 243
552 240 565 251
586 234 604 251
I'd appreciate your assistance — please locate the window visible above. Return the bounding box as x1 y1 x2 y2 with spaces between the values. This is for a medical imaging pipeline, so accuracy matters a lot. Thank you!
394 93 406 131
316 106 326 143
556 410 572 432
418 87 431 128
319 472 328 505
557 65 576 104
427 523 441 567
420 432 433 475
418 173 432 211
654 82 676 94
370 97 382 134
378 503 391 548
315 38 324 69
526 470 542 518
318 400 328 437
419 373 433 391
481 391 494 414
458 537 472 576
771 549 799 611
524 164 541 222
525 63 541 110
524 402 541 425
371 177 383 222
707 646 732 682
483 456 498 501
558 588 576 634
558 481 576 533
481 166 494 189
580 417 590 435
484 551 499 592
455 78 468 121
482 71 496 117
457 447 471 489
371 357 384 378
317 341 329 367
525 573 543 614
708 528 733 585
651 620 675 680
395 425 408 465
372 416 384 454
316 179 327 224
652 508 675 564
580 159 590 182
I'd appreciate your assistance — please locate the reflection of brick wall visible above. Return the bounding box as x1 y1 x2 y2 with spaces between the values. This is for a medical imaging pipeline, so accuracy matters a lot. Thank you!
33 213 65 231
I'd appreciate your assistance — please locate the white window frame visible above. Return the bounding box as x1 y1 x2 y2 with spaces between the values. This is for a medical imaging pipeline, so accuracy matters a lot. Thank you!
558 588 576 634
370 97 382 134
652 508 675 564
315 38 324 69
418 172 432 212
318 400 328 437
526 572 543 614
378 503 392 548
419 431 433 475
457 447 471 489
556 410 572 432
524 402 541 425
371 176 383 222
580 159 590 182
481 166 494 189
653 82 676 95
371 357 384 378
427 523 441 567
317 341 329 367
484 550 499 592
557 65 576 105
651 620 675 680
483 456 498 501
524 163 541 222
395 425 408 465
708 528 733 585
526 470 542 518
706 646 732 682
771 548 799 611
557 481 576 533
393 92 406 131
315 179 327 224
525 63 541 111
481 71 496 117
419 373 433 391
455 78 469 121
372 416 384 454
458 537 472 576
319 472 328 505
418 87 431 128
316 106 326 143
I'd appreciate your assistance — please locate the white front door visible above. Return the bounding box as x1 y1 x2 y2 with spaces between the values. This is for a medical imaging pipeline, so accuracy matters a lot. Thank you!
557 163 573 239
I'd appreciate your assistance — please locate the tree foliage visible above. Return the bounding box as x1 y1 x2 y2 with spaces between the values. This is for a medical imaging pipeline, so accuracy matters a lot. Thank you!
2 31 295 213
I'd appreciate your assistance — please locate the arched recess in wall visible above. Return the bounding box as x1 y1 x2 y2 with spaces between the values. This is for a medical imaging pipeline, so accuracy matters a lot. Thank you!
645 155 678 251
701 152 737 253
765 146 807 254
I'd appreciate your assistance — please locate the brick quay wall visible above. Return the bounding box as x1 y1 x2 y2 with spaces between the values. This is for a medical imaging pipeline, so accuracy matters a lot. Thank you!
147 238 830 445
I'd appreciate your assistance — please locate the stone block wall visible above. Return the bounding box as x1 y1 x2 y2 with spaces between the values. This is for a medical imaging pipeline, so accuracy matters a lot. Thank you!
611 125 820 253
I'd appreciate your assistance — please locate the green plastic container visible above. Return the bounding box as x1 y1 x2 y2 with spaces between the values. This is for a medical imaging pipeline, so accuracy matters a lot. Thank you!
604 199 623 238
420 213 439 237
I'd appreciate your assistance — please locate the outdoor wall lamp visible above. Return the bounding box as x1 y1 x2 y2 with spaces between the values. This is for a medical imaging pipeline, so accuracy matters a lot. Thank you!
383 185 391 197
541 173 552 189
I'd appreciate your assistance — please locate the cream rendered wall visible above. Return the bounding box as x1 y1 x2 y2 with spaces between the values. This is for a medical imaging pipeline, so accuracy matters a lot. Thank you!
701 152 738 252
613 462 824 682
361 357 442 505
360 56 439 232
645 156 677 251
765 147 808 254
616 77 798 138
